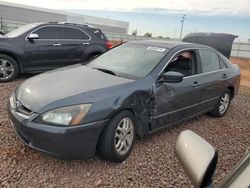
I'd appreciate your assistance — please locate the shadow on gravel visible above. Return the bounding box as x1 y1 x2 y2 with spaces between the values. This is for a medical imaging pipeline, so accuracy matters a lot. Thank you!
16 73 38 81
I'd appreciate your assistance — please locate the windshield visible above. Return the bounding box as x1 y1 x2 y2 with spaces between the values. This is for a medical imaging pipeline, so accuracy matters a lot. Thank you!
6 23 40 38
88 44 168 79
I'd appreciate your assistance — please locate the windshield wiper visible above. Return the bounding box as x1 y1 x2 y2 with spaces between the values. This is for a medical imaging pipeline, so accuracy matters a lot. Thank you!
93 68 118 76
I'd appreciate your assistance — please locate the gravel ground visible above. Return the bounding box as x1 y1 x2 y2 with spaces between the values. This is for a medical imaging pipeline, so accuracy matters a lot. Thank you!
231 58 250 87
0 76 250 188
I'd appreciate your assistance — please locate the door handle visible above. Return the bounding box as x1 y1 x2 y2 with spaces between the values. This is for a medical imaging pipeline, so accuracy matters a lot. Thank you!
192 81 200 87
222 73 228 79
53 43 62 47
82 42 90 45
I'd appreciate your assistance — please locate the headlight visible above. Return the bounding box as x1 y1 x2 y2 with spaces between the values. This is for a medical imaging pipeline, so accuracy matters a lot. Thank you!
36 104 92 126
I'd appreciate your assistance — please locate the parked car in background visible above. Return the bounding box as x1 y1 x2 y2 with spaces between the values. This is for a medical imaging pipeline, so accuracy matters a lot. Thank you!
8 37 240 162
176 130 250 188
0 22 112 82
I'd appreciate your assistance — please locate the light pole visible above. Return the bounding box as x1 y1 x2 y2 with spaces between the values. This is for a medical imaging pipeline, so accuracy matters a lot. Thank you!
180 14 186 40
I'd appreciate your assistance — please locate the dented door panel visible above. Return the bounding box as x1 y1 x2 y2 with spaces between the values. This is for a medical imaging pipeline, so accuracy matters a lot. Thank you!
150 76 201 130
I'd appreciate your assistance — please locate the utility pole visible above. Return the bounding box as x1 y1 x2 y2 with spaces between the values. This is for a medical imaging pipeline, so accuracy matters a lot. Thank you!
180 14 186 40
0 17 3 30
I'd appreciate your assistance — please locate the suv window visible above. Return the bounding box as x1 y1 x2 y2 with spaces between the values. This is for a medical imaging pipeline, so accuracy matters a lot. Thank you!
87 28 107 40
33 26 62 39
63 27 89 40
199 49 221 73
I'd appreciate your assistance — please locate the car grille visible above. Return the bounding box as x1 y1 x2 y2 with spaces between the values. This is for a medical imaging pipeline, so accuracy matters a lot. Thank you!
13 96 32 116
16 104 32 115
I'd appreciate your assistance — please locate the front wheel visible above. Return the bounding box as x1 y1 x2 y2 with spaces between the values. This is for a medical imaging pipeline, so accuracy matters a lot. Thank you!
0 54 19 82
97 111 136 162
209 89 231 117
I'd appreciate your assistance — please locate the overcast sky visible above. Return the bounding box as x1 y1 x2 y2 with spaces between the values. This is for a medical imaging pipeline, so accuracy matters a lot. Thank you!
1 0 250 40
2 0 250 16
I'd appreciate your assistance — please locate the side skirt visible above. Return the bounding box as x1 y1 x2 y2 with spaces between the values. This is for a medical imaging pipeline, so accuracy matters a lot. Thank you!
147 107 214 135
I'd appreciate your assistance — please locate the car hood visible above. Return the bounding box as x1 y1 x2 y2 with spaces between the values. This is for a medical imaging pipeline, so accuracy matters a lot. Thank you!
183 32 238 58
16 65 133 112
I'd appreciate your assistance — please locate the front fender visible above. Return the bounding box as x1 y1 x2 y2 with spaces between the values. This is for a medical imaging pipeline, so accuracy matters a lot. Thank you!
0 42 25 71
104 90 152 137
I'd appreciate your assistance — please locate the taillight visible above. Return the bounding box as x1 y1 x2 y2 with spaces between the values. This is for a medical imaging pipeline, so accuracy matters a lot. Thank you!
106 41 113 49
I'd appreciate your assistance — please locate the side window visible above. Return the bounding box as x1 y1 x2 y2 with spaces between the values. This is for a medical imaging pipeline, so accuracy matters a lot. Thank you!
63 27 89 40
33 26 62 39
87 28 106 40
219 56 228 69
165 50 196 77
199 49 221 73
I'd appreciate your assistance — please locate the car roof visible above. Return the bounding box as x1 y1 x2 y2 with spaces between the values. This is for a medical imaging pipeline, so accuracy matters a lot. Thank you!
34 22 97 29
128 40 213 50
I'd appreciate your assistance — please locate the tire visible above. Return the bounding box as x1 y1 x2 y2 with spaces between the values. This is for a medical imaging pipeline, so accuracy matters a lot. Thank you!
209 89 231 117
97 110 136 162
0 54 19 82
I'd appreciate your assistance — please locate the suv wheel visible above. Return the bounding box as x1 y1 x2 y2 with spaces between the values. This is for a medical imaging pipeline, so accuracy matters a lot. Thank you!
98 111 136 162
0 54 19 82
209 89 231 117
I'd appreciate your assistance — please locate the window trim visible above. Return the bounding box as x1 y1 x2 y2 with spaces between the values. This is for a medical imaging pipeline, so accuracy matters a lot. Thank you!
164 49 198 77
154 47 228 84
183 68 227 79
156 48 198 79
25 25 91 41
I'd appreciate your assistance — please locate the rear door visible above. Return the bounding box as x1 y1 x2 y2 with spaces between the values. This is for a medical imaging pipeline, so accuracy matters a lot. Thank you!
24 26 64 71
197 49 229 111
62 26 91 65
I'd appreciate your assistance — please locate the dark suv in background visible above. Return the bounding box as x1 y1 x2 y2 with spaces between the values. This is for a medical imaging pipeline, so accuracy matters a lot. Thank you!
0 22 112 82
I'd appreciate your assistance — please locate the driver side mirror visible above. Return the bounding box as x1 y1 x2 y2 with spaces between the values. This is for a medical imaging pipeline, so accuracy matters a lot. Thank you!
175 130 218 188
27 33 39 40
160 71 184 83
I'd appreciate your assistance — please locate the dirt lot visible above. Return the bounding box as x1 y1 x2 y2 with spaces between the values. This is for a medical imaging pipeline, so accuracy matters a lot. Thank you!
231 58 250 87
0 59 250 188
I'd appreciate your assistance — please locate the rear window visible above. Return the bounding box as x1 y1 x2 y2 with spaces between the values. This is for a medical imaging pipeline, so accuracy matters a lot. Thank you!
63 27 90 40
87 28 107 40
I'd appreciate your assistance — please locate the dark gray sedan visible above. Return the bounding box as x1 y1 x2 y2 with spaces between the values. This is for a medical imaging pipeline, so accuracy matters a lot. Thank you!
8 39 240 162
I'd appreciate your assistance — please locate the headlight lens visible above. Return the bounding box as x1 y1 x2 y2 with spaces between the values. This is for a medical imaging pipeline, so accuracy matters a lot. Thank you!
37 104 92 126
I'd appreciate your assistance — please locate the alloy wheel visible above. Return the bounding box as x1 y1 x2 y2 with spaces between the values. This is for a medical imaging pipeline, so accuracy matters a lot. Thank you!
114 117 134 155
219 93 230 114
0 59 14 80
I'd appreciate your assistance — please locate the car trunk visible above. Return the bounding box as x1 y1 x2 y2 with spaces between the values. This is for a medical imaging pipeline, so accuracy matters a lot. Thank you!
182 32 238 58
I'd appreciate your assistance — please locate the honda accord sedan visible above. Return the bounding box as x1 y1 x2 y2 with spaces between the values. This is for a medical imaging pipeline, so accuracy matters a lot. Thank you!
8 39 240 162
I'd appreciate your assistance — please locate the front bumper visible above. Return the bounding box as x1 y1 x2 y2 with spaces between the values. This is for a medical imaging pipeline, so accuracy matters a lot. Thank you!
8 102 108 160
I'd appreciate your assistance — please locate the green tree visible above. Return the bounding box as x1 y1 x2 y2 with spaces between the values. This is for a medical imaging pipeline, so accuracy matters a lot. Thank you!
132 29 138 36
144 32 152 37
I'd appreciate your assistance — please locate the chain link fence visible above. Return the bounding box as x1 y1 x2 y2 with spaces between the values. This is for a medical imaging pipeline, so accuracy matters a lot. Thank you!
1 18 250 59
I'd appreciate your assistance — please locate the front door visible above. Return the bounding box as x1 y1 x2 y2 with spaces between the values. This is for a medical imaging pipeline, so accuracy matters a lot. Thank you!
24 26 64 71
151 50 202 130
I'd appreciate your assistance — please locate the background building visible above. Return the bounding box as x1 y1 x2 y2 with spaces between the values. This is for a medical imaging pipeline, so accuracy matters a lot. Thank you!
0 1 129 35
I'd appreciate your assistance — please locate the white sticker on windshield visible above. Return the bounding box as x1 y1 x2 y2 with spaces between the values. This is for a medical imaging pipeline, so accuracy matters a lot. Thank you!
147 46 166 52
